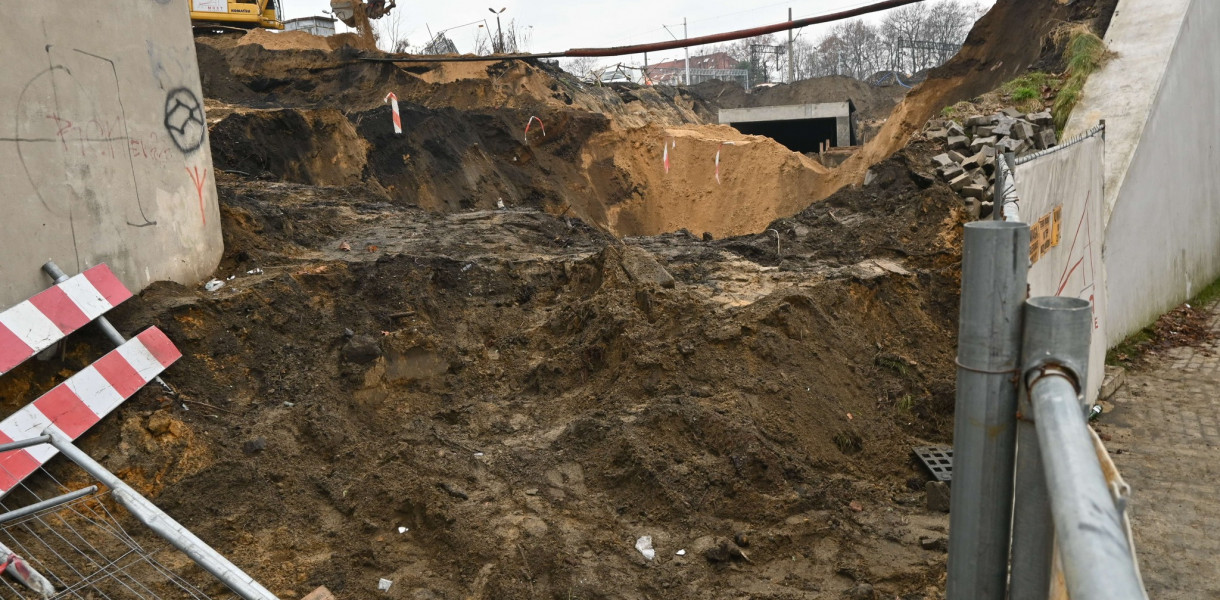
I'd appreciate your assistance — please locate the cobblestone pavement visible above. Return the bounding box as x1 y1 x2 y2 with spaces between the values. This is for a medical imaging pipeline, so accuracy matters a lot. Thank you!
1100 304 1220 599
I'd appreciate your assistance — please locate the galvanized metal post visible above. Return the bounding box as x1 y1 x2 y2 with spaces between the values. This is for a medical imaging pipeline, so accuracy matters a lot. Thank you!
1010 296 1090 599
45 431 279 600
0 486 98 525
1022 297 1145 600
42 261 175 395
946 221 1029 600
992 147 1007 221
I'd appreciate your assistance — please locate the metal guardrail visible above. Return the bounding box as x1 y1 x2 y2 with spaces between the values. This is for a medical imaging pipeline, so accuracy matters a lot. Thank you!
0 433 277 599
948 222 1147 600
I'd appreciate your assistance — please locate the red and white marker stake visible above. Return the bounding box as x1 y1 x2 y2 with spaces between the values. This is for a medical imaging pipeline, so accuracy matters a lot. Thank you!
0 327 180 494
663 144 670 173
0 264 131 376
715 142 737 184
385 92 402 135
525 116 545 142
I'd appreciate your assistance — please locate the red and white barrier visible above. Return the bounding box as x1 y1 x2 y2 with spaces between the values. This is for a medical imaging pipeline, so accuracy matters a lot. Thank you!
0 265 131 377
0 327 180 494
525 116 545 142
385 92 402 135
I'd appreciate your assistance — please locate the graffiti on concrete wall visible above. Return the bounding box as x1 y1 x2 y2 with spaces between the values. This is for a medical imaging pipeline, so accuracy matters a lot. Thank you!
163 87 206 154
0 3 222 310
1 30 215 269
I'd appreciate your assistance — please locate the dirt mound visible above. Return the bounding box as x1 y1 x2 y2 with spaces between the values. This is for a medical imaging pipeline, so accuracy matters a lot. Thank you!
210 109 368 186
207 102 833 237
1 152 958 597
826 0 1093 192
588 125 829 237
199 42 834 237
236 28 332 52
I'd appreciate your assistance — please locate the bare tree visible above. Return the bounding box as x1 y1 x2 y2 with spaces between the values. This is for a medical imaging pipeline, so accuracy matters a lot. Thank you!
562 56 602 80
472 18 532 54
473 28 492 55
502 20 533 53
789 37 818 80
376 8 409 53
828 20 884 79
792 0 982 80
881 4 927 72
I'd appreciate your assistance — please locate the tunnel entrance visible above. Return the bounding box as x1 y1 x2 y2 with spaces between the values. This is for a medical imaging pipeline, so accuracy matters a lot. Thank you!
719 101 856 153
730 118 841 153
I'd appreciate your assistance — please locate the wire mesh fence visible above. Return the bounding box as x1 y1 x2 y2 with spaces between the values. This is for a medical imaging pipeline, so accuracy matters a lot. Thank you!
0 462 238 600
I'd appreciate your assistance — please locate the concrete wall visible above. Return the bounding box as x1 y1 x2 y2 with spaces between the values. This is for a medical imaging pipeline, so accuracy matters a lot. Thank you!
1065 0 1220 344
0 1 222 309
719 103 851 124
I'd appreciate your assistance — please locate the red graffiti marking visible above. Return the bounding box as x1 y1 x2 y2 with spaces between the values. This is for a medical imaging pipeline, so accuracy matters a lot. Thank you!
46 114 74 152
186 166 208 225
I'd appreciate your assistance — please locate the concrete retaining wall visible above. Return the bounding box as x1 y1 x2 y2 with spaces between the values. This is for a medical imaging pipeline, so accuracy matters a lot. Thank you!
0 0 222 309
1066 0 1220 345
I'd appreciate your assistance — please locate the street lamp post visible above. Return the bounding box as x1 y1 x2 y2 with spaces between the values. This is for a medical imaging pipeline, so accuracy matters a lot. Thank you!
488 7 506 53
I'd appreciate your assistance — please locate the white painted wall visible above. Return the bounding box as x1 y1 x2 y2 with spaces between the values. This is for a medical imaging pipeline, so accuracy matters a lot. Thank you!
1066 0 1220 344
0 0 222 309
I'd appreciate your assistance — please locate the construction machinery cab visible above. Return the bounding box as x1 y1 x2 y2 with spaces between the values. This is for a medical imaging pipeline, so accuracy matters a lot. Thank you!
189 0 283 30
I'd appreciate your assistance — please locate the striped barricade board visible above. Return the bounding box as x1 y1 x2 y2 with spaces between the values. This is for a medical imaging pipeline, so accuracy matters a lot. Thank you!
0 265 132 376
0 328 181 494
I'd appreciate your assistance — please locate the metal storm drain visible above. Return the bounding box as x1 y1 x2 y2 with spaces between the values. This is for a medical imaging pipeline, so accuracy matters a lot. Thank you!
914 446 954 482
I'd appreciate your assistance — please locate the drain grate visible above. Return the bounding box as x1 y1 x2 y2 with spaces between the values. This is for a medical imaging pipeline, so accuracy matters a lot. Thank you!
914 446 954 482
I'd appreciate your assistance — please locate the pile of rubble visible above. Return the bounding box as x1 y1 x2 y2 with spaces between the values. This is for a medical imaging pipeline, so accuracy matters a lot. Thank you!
924 109 1058 218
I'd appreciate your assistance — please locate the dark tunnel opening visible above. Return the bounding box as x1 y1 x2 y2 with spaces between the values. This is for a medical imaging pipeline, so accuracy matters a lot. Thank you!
729 118 845 154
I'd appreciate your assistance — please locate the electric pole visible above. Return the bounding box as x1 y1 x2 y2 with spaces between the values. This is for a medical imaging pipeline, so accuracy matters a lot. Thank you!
662 21 692 86
683 18 691 86
787 8 795 83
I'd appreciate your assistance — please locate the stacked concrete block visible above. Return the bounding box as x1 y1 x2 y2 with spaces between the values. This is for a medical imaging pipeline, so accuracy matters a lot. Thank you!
924 109 1060 216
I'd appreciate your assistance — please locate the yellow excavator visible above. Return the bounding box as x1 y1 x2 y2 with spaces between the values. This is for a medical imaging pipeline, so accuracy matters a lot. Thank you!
188 0 397 46
188 0 283 30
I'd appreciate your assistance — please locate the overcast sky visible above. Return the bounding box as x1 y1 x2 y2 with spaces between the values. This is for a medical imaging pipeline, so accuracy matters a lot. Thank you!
282 0 995 67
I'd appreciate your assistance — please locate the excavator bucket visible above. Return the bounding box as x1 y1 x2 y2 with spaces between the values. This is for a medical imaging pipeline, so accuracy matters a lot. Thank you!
329 0 396 27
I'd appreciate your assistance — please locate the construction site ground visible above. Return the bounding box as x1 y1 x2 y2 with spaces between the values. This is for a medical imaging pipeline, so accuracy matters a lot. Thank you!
1098 299 1220 600
0 0 1125 598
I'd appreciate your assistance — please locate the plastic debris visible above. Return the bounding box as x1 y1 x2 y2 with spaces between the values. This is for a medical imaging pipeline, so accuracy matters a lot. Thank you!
676 549 686 556
204 279 225 292
378 578 393 591
397 526 408 534
227 275 236 280
635 536 655 560
461 263 474 272
497 199 506 209
246 268 264 275
283 401 295 407
1089 405 1103 421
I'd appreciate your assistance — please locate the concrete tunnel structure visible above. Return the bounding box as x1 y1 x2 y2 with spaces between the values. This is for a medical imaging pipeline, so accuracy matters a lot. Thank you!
718 102 857 152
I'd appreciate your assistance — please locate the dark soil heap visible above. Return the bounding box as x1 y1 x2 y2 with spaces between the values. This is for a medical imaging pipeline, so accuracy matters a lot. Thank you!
0 0 1121 597
2 148 968 599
